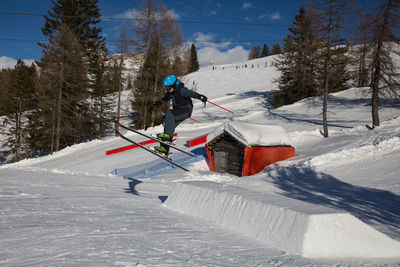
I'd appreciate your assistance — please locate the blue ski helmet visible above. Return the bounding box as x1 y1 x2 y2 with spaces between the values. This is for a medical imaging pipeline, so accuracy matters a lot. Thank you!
163 74 180 90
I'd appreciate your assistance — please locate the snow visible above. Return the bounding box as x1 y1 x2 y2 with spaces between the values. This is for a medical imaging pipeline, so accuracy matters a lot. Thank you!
303 213 400 258
207 121 293 146
164 182 400 258
1 54 400 265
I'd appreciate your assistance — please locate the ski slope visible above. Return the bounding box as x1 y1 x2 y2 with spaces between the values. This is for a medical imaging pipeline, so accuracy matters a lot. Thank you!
1 55 400 266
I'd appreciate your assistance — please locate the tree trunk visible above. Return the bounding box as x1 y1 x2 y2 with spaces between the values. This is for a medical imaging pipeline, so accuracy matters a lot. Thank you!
116 55 123 135
151 36 160 127
322 0 334 138
370 1 392 128
371 82 380 127
371 38 382 128
55 60 63 152
14 100 22 161
50 102 56 153
371 39 382 128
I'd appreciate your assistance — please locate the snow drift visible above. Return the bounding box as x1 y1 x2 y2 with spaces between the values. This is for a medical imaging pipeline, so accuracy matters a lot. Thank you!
164 181 400 258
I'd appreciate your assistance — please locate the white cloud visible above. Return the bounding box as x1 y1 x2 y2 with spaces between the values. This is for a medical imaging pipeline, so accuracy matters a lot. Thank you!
166 9 180 19
116 8 140 19
0 56 35 70
115 7 180 20
189 33 249 67
242 2 253 10
192 32 215 44
191 32 231 50
258 11 282 21
197 46 249 67
258 13 268 20
269 11 281 20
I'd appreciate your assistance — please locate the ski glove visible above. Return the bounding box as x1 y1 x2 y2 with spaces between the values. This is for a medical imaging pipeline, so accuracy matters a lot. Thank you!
154 100 161 106
198 94 207 103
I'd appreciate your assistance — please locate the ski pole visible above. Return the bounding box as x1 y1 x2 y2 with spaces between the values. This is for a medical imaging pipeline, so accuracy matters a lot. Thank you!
189 117 202 124
206 100 236 116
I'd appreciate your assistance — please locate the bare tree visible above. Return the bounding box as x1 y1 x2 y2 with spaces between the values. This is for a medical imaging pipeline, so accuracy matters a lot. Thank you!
114 22 132 132
309 0 351 137
132 0 182 55
131 0 183 129
369 0 400 128
349 14 374 88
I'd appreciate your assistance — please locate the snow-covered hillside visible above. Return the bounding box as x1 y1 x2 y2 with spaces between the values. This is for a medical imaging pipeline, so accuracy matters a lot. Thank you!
1 55 400 265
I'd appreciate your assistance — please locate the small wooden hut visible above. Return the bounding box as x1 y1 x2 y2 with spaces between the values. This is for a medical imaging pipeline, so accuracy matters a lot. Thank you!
205 121 295 176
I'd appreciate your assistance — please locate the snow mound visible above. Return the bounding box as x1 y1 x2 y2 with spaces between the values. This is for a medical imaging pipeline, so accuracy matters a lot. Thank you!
207 121 293 146
164 181 400 258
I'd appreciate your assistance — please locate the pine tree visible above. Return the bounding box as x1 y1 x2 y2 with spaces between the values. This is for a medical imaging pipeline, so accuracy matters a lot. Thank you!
0 68 13 116
172 55 184 76
1 60 37 162
41 0 110 138
261 44 269 57
132 33 169 130
188 43 200 73
275 7 320 106
248 45 262 60
327 45 350 93
42 0 107 68
271 43 283 55
39 23 89 152
91 56 115 139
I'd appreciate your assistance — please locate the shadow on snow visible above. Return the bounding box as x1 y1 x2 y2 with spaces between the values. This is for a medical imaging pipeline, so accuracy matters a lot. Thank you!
124 178 142 196
264 166 400 239
124 178 168 203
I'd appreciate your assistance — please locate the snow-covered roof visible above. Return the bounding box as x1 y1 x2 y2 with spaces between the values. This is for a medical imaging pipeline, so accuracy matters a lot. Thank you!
207 121 293 147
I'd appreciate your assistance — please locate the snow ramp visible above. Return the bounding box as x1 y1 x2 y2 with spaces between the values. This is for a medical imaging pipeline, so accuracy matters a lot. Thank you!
163 181 400 258
113 148 206 179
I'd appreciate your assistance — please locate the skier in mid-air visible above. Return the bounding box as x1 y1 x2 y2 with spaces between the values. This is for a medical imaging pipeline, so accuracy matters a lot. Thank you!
153 74 207 156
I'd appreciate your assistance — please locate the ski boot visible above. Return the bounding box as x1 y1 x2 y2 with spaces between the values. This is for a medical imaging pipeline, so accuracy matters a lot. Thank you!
156 133 174 144
154 144 171 158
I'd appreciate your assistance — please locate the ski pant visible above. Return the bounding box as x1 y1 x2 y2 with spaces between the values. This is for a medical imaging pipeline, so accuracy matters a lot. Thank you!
163 109 191 137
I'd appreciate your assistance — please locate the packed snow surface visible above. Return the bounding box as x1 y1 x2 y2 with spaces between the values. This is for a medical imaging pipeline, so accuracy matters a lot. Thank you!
1 55 400 266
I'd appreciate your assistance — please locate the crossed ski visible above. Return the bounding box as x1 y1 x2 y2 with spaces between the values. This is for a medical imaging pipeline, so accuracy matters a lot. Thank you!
115 122 196 171
116 122 195 157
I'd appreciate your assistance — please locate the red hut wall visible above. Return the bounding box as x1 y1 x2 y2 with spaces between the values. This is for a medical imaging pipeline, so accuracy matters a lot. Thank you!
205 143 295 176
205 144 216 171
241 146 295 176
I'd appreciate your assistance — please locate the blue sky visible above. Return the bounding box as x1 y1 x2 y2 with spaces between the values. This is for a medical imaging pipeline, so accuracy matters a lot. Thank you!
0 0 328 68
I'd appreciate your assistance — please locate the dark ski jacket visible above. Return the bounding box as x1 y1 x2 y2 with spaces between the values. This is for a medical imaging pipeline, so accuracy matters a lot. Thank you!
158 83 199 115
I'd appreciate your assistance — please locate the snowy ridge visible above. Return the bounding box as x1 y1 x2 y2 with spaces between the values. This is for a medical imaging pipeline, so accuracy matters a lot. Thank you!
164 181 400 258
308 135 400 168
